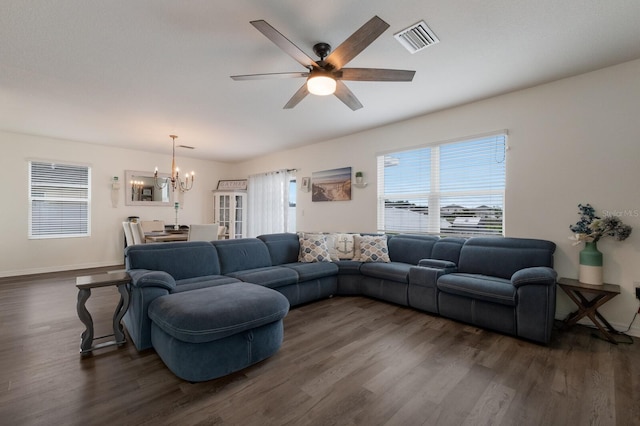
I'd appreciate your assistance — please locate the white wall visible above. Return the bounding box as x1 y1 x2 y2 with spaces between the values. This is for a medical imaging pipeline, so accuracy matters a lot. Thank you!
0 131 232 276
236 59 640 336
2 59 638 336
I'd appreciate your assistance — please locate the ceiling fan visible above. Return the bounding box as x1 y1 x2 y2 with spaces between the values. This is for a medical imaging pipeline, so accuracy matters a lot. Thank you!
231 16 416 111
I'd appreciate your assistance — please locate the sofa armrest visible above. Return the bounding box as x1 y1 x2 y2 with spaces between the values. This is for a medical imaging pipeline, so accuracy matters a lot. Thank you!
408 265 455 314
417 259 458 270
129 269 176 291
513 267 558 344
511 267 557 288
409 265 455 288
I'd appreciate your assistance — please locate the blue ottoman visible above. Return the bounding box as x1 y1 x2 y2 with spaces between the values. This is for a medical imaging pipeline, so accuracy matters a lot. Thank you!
148 282 290 382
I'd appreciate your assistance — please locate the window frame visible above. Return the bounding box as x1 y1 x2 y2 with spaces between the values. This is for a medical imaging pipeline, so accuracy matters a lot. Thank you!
377 132 507 237
28 160 92 239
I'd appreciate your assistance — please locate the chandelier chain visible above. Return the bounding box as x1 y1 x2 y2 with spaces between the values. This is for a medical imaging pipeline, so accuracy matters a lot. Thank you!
154 135 195 192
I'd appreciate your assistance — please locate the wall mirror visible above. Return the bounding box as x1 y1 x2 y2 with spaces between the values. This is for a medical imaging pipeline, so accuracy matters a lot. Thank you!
125 170 173 206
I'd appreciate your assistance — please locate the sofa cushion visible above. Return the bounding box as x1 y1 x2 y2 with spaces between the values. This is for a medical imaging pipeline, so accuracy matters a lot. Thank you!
431 238 466 264
257 233 300 265
173 276 241 293
358 235 391 263
360 262 412 284
148 282 289 344
226 266 299 289
281 262 339 281
125 241 220 280
334 260 363 275
387 234 438 265
457 237 556 280
213 238 273 274
437 273 516 306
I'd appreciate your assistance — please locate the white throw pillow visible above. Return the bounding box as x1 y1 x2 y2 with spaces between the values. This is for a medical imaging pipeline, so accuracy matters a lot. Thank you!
329 233 356 260
352 234 365 261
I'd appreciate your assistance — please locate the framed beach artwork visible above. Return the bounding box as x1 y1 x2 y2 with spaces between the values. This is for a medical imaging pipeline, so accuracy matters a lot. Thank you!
312 167 352 202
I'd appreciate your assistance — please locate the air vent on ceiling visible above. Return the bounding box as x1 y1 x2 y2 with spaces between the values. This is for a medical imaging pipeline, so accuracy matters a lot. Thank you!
178 145 195 150
394 20 439 54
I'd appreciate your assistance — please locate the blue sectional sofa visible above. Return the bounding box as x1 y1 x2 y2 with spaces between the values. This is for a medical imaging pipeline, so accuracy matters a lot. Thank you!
124 233 557 358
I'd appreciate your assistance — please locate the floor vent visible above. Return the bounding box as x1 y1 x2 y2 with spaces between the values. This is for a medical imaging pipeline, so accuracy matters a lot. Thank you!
394 20 439 54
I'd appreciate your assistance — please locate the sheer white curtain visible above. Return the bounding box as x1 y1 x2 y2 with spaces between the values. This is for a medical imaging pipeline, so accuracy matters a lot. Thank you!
247 169 292 237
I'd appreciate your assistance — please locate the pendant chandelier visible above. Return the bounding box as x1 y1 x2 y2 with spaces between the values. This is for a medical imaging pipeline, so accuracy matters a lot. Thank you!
154 135 194 192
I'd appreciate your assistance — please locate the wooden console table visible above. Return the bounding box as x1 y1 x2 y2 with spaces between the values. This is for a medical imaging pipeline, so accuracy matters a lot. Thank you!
557 277 621 344
76 271 131 354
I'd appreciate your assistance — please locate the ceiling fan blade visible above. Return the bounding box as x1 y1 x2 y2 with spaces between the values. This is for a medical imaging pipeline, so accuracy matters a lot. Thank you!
250 20 319 69
334 81 363 111
325 16 390 71
337 68 415 82
283 84 309 109
231 72 308 81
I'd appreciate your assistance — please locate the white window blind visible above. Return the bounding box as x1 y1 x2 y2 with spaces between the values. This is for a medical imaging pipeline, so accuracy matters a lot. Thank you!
29 161 91 238
377 133 506 236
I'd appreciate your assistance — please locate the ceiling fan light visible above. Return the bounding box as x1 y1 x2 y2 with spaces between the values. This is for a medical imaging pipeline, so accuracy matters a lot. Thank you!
307 75 336 96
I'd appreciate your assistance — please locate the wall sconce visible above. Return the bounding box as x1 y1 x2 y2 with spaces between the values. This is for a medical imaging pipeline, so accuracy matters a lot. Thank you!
111 176 120 208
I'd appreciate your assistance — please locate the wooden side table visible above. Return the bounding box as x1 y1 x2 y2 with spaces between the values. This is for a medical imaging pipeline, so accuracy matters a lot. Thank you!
557 277 621 344
76 271 131 354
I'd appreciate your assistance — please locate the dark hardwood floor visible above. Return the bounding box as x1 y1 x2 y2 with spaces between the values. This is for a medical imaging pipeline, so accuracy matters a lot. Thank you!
1 267 639 426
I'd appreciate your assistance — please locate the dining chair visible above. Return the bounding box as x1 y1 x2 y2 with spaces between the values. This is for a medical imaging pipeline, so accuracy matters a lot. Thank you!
130 222 146 245
141 220 165 233
122 222 135 247
217 225 227 239
187 224 220 242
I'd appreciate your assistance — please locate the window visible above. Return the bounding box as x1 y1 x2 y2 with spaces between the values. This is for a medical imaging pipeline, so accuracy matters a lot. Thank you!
377 133 506 236
247 169 293 237
29 161 91 238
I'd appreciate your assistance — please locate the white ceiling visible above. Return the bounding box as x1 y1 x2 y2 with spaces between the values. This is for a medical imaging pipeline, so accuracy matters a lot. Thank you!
2 1 640 163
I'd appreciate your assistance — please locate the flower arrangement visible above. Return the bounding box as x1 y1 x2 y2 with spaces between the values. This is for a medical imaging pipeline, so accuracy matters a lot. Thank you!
569 203 632 245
